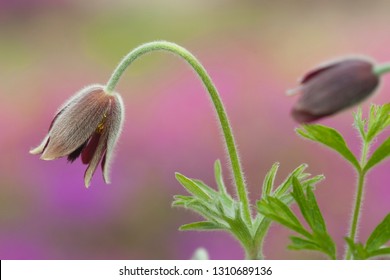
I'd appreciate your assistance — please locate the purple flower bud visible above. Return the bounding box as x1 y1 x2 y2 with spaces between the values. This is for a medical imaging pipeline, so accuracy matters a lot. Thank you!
290 58 380 123
30 85 125 187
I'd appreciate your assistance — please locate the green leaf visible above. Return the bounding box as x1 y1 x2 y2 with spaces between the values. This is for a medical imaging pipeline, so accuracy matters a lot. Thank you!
368 247 390 259
288 236 321 251
291 177 313 230
290 177 336 259
366 104 390 142
257 197 311 238
312 232 336 259
366 214 390 252
300 174 325 188
305 187 327 233
214 160 228 195
292 178 331 240
175 173 211 201
262 162 279 197
353 107 366 140
296 124 360 170
179 221 226 231
364 136 390 172
183 200 227 226
192 179 218 198
223 205 254 250
172 195 194 207
274 163 308 197
290 234 336 259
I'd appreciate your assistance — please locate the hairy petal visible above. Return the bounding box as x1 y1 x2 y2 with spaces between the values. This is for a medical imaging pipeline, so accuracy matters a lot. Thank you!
83 100 113 187
84 131 108 188
67 140 88 162
30 135 50 155
41 85 110 160
81 133 102 164
102 93 125 184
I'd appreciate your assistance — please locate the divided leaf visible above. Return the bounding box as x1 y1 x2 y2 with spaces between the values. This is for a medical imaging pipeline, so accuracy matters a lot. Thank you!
258 176 336 259
296 124 360 170
289 236 321 251
258 197 310 238
353 107 366 139
365 104 390 142
174 162 253 252
274 163 308 197
364 136 390 172
345 214 390 259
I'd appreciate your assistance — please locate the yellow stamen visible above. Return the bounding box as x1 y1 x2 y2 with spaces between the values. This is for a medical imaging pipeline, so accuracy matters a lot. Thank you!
96 113 107 134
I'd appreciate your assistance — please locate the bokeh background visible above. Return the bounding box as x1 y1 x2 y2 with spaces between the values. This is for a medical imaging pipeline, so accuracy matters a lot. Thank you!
1 0 389 259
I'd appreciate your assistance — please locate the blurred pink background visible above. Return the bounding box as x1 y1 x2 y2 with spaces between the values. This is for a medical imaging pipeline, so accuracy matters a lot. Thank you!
1 0 389 259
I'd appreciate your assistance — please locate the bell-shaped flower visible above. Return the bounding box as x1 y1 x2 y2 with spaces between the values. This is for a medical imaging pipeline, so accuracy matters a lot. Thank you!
289 58 380 123
30 84 124 187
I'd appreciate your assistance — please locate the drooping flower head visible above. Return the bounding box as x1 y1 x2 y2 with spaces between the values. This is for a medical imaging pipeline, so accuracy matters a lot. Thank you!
289 57 380 123
30 84 124 187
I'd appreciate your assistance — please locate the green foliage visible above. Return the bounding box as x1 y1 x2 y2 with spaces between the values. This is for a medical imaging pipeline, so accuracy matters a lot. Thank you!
174 159 323 259
364 136 390 172
345 214 390 259
262 162 279 196
175 173 211 201
354 104 390 143
175 104 390 259
366 213 390 252
297 104 390 173
295 104 390 260
174 160 252 253
354 104 390 172
258 177 336 259
296 124 360 170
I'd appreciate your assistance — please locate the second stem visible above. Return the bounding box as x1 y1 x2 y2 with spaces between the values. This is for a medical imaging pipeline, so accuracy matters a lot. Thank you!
345 139 369 259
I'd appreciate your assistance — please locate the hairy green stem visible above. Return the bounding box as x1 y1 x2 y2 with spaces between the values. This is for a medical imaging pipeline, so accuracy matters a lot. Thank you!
373 63 390 76
105 41 251 224
345 171 366 259
345 140 370 259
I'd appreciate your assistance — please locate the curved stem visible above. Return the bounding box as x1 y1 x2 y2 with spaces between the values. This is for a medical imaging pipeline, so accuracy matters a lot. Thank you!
345 140 370 259
105 41 251 224
373 63 390 76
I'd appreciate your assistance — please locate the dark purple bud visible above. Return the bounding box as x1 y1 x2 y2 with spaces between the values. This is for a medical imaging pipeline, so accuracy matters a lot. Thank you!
290 58 380 123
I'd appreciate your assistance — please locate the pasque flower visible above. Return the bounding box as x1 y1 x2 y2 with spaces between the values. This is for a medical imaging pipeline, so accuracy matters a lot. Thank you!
30 84 124 187
29 41 251 227
290 58 380 123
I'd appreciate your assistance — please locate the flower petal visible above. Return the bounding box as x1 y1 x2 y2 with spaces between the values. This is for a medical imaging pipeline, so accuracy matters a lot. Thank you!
299 63 338 84
67 140 88 162
83 99 114 188
84 133 108 188
41 85 110 160
81 132 102 164
101 93 125 184
29 135 50 155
